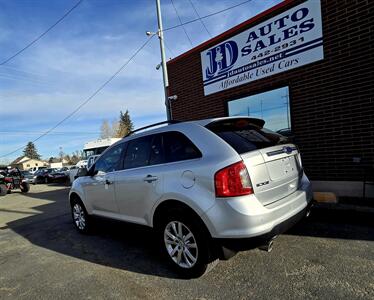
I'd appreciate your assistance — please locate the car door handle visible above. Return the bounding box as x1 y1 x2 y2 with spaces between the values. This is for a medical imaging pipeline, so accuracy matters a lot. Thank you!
143 175 158 183
105 179 113 185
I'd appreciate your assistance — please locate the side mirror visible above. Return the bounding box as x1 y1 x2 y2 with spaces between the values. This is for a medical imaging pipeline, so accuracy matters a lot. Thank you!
74 167 88 179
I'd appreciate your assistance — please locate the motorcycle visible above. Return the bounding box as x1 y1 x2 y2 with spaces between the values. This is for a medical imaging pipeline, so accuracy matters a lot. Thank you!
0 173 7 196
0 168 30 195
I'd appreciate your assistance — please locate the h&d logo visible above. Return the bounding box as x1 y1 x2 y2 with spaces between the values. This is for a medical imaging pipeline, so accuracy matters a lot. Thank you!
205 41 238 80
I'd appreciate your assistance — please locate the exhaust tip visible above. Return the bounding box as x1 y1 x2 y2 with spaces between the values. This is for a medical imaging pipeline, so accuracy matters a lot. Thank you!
306 203 314 218
258 236 277 252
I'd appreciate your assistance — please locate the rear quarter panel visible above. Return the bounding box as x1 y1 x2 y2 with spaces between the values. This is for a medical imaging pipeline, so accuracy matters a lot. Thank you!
149 124 242 227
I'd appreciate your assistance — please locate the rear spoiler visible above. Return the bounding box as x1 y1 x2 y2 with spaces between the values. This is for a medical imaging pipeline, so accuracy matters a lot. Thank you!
206 117 266 129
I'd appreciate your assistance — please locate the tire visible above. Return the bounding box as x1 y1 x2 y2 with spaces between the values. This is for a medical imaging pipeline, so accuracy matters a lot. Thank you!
157 209 218 278
6 184 11 194
20 182 30 193
71 199 92 234
0 184 6 196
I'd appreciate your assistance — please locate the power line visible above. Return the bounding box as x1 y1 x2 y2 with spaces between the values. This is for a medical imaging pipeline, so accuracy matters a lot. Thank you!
1 0 254 158
0 35 154 158
187 0 212 38
170 0 193 46
0 0 84 66
164 0 252 32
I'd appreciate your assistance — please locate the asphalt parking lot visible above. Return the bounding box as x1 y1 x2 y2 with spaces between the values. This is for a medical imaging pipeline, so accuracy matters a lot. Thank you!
0 185 373 299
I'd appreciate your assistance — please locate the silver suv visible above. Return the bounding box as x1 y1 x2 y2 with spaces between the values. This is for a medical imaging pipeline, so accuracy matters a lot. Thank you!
70 117 312 277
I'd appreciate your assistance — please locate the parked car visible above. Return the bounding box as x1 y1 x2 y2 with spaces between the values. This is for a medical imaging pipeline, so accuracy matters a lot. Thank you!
47 170 68 183
21 170 35 184
68 165 80 184
69 117 313 277
28 166 46 174
58 167 71 176
33 168 55 184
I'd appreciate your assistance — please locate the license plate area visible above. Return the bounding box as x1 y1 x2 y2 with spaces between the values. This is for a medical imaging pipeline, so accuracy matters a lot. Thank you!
282 157 293 175
266 155 298 181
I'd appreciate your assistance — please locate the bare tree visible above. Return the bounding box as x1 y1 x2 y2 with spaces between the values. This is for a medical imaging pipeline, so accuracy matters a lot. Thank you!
112 120 119 137
100 120 112 139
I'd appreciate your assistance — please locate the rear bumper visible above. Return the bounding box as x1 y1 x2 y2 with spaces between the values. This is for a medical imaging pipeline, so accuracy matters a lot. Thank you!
215 200 313 255
202 174 312 239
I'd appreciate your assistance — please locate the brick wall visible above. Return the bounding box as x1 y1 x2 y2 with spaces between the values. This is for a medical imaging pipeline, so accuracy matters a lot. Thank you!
167 0 374 182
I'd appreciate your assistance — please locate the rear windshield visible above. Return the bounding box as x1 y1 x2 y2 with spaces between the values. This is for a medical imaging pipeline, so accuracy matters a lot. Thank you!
206 118 289 154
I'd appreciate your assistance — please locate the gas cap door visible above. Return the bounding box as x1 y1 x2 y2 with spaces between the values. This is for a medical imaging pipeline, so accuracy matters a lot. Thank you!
181 170 195 189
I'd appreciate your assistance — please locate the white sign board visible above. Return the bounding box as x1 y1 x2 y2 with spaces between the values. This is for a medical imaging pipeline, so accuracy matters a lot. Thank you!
200 0 323 96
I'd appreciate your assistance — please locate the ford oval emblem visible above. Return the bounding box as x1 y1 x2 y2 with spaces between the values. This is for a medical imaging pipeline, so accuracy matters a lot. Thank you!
283 146 293 154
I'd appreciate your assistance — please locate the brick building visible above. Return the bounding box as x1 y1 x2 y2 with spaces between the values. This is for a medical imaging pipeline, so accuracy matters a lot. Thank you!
167 0 373 198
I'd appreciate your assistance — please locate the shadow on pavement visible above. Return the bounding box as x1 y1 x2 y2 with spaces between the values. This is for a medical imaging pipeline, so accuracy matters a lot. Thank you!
5 187 374 280
287 207 374 241
6 187 179 279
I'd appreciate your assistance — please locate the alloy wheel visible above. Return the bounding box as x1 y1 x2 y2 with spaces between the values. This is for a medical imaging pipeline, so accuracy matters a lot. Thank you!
73 203 86 230
164 221 198 269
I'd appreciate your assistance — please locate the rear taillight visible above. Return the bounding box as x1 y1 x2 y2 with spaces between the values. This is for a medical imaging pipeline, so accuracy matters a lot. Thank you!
214 161 253 197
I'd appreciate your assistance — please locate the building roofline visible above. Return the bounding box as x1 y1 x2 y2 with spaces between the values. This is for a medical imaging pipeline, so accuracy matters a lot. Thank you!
167 0 295 65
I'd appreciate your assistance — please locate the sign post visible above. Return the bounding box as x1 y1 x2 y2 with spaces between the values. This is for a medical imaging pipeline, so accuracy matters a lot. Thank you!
155 0 171 120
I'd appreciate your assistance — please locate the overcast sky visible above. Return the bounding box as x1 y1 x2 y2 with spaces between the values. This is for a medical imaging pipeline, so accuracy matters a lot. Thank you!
0 0 280 163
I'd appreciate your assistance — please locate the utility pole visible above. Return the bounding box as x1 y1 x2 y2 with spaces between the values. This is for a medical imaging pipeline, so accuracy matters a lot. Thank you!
155 0 171 120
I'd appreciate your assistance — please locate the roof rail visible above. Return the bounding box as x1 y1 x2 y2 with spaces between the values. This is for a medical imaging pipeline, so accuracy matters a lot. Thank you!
124 120 181 137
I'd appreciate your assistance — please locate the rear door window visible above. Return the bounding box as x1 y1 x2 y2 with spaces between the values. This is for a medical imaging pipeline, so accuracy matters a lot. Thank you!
149 134 165 166
163 131 202 163
206 118 289 154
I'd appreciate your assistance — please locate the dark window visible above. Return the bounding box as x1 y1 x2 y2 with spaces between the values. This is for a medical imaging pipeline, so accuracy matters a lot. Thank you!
207 118 289 154
163 131 201 163
149 134 165 166
94 143 124 174
123 136 152 169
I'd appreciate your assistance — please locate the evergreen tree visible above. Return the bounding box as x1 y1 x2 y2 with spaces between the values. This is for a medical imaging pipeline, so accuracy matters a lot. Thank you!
23 142 41 160
115 110 134 137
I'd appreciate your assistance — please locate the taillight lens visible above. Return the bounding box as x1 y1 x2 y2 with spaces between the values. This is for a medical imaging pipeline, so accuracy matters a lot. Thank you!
215 161 253 197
